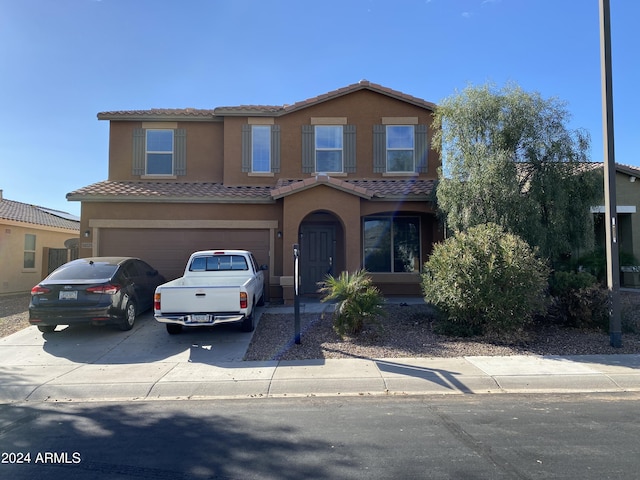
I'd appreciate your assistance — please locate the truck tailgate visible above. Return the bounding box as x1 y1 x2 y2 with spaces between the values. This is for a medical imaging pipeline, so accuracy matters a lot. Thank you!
158 285 241 313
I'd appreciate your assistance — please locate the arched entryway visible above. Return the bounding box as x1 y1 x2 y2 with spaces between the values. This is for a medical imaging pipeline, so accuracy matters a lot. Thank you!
298 211 344 295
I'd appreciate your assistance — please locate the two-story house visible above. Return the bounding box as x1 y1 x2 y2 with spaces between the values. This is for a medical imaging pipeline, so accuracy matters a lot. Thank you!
67 81 443 303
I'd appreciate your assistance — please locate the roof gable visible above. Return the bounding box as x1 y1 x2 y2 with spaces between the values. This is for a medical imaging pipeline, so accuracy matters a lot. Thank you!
215 80 436 116
271 175 373 200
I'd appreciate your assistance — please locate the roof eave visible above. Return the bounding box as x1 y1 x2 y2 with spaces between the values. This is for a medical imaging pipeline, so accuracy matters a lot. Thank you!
97 113 221 122
66 195 274 204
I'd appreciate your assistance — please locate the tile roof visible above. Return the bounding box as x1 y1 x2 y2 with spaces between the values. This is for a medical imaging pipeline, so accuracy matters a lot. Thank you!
97 108 218 121
67 178 436 203
97 81 436 120
609 162 640 177
0 197 80 231
66 181 275 203
272 176 436 200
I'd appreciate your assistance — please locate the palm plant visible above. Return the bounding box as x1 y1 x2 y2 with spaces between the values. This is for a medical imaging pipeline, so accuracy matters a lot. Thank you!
319 270 385 336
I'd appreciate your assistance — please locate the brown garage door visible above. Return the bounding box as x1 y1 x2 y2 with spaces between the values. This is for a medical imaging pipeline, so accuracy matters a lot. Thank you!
99 228 270 282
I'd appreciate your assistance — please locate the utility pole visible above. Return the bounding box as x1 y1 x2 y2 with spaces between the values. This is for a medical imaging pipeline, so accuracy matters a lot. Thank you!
599 0 622 347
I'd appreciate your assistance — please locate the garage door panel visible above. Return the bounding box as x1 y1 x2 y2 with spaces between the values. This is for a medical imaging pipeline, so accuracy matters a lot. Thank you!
99 229 270 282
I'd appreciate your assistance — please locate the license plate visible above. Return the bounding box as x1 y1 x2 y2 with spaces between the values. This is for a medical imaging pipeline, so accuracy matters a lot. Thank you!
59 291 78 300
191 314 210 323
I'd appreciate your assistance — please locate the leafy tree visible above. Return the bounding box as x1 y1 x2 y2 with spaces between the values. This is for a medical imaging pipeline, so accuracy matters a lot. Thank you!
433 83 602 265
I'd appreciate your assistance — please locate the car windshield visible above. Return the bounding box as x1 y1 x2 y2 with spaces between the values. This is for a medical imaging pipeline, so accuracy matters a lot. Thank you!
48 262 119 281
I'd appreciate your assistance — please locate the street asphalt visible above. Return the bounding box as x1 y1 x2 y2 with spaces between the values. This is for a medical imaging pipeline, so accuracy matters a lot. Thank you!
1 297 639 403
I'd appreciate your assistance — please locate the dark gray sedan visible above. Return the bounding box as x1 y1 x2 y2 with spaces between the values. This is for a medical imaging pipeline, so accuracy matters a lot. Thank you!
29 257 165 333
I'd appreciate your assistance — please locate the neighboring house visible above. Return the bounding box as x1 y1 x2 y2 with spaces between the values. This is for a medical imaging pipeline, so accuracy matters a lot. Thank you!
591 163 640 287
66 81 443 303
0 190 80 294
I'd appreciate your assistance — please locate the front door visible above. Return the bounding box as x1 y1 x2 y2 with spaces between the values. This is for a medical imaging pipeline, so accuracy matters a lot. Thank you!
300 224 335 295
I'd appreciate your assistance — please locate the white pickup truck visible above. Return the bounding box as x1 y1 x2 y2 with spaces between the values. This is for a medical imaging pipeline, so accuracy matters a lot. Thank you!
154 250 267 335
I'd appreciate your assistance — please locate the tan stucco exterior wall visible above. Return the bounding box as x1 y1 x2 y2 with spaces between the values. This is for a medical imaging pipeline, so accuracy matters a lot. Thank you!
107 120 224 183
222 89 438 186
0 221 78 294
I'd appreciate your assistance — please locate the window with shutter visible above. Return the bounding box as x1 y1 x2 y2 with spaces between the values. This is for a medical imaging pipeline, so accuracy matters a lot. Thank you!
373 124 428 174
146 129 174 175
243 125 280 173
315 125 343 173
132 128 186 176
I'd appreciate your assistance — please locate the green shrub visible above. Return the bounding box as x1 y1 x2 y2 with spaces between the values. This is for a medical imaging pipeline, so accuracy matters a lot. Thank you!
575 249 639 283
621 295 640 334
549 271 598 296
422 223 549 336
548 271 609 330
319 270 385 337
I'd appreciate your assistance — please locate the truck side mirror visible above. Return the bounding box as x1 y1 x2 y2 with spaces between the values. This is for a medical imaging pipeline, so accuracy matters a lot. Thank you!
260 264 269 270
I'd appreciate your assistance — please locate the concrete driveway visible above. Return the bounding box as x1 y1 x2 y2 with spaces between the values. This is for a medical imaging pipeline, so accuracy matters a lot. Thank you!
0 307 260 367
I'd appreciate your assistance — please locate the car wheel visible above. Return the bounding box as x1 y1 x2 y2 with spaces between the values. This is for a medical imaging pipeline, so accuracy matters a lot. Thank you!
118 301 136 331
166 324 182 335
37 325 56 333
241 311 255 332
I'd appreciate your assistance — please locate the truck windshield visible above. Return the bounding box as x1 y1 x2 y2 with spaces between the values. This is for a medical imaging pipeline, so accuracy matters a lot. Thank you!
189 255 249 272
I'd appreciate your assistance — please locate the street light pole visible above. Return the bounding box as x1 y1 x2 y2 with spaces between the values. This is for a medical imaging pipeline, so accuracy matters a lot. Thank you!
599 0 622 347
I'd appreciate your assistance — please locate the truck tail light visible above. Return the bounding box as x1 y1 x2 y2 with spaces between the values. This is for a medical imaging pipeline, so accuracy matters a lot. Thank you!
240 292 248 309
154 292 161 311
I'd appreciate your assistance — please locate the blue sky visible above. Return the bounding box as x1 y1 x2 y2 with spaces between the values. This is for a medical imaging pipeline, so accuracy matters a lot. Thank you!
1 0 637 217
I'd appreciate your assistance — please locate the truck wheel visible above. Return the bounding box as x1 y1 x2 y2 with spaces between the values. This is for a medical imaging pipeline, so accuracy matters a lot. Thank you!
166 324 183 335
241 312 255 332
37 325 56 333
118 301 136 331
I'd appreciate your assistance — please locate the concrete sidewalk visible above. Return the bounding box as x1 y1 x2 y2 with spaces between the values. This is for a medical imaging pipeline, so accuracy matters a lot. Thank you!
1 298 640 403
2 353 640 403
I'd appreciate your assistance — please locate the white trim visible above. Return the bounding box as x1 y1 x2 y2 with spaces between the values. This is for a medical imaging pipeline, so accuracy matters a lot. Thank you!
591 205 637 214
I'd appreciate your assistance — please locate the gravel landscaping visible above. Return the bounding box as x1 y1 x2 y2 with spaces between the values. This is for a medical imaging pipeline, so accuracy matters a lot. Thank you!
244 293 640 361
0 293 30 338
2 292 639 361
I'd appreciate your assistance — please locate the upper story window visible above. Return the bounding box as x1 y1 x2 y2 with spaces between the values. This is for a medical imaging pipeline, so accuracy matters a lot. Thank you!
373 124 428 174
252 125 271 173
24 234 36 269
133 127 186 177
315 126 343 173
146 129 174 175
301 124 355 174
242 124 280 174
386 126 414 172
